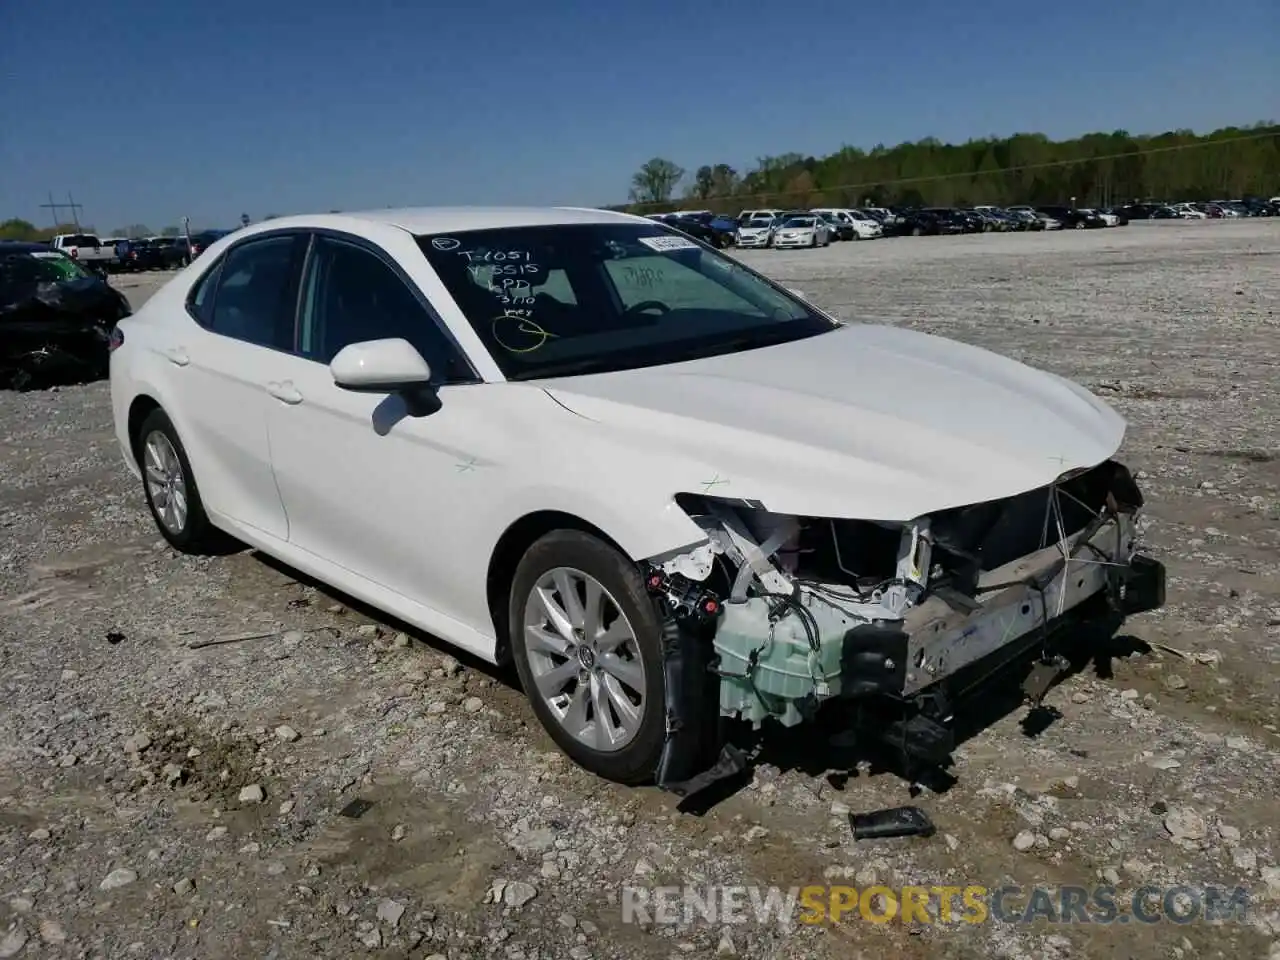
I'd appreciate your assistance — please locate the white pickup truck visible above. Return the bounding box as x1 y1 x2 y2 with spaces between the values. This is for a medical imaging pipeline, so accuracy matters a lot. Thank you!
49 233 115 268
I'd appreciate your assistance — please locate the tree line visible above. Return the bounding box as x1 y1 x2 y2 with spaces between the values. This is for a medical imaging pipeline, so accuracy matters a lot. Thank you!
623 122 1280 213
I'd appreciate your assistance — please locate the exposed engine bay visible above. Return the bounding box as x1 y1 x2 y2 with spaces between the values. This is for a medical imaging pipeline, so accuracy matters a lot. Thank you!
645 460 1165 748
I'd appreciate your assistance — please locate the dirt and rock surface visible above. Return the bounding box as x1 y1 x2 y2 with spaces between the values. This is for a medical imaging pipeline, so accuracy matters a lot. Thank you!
1 220 1278 959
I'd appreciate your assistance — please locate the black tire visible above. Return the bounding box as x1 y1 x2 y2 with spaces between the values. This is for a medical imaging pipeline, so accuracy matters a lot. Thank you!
508 530 710 785
134 408 226 554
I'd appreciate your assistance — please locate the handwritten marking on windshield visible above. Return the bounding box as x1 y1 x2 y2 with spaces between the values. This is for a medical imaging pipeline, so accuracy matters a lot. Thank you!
491 313 559 354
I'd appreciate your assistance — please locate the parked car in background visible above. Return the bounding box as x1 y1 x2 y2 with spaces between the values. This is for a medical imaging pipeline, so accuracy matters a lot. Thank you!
771 215 832 248
50 233 114 269
736 208 782 223
188 230 233 260
1036 206 1106 229
663 215 736 249
813 211 854 241
885 210 960 236
1 240 130 389
734 216 776 248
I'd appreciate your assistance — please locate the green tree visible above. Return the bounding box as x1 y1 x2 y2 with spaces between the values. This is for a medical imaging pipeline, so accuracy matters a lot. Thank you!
0 218 38 240
629 157 685 205
626 123 1280 211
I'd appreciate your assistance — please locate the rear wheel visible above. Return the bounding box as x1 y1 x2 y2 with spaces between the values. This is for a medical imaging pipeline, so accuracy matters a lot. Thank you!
509 530 712 785
134 408 226 554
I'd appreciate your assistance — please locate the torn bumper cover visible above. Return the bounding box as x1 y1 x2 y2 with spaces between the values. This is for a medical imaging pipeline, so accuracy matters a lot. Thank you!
650 460 1166 740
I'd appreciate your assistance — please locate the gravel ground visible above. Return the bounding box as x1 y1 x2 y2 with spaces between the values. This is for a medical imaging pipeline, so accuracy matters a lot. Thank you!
2 220 1279 960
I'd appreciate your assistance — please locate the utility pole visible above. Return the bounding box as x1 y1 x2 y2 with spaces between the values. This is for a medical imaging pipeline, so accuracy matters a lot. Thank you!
39 191 84 229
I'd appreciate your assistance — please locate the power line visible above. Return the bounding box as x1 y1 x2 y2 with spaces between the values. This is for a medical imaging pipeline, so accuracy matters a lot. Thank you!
628 129 1280 210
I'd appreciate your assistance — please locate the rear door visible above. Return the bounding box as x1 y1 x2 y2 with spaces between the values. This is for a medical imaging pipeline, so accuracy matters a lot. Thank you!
169 232 308 540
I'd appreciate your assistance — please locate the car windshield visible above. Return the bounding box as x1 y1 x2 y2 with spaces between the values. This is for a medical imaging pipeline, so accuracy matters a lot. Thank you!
416 222 836 381
781 217 815 227
744 219 773 228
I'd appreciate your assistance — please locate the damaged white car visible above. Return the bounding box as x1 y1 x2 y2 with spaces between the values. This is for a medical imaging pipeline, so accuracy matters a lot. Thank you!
108 206 1165 791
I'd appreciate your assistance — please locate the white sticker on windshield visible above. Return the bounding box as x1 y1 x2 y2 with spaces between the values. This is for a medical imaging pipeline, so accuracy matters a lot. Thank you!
639 235 698 252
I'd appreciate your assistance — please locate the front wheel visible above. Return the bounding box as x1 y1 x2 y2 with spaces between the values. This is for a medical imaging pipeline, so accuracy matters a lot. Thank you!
1074 221 1086 230
509 530 710 785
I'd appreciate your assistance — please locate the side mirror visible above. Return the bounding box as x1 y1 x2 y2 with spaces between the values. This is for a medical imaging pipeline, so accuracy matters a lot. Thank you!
330 338 440 416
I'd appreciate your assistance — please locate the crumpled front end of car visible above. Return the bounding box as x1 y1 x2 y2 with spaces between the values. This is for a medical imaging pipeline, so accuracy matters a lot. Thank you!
645 459 1164 746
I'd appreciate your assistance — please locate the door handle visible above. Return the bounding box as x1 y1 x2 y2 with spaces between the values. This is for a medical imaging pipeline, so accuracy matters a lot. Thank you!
265 381 303 405
163 347 190 366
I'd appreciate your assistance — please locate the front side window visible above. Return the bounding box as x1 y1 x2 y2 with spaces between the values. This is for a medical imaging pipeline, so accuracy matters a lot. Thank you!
298 237 473 383
416 222 836 380
204 235 301 348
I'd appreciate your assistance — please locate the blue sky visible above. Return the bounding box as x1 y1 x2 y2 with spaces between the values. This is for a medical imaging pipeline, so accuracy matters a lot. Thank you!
2 0 1275 231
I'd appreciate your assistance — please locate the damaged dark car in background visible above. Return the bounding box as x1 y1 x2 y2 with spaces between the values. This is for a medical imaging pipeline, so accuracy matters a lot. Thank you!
1 241 130 390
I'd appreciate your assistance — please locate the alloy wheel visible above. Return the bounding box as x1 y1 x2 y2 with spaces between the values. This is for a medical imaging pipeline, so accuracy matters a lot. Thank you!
522 567 647 752
144 430 188 534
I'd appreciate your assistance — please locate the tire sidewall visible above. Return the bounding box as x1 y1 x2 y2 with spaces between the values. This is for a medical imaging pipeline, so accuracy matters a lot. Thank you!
508 530 669 784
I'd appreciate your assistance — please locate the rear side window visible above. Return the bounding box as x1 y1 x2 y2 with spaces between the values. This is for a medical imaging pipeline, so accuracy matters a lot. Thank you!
189 235 304 349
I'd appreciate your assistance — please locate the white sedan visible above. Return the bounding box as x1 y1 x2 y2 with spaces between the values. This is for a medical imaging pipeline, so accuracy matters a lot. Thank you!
109 206 1164 789
769 215 832 248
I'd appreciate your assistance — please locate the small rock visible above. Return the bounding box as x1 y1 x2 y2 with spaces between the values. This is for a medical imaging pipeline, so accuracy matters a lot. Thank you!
462 697 484 713
392 632 411 648
1012 830 1036 852
38 919 67 945
28 828 50 841
162 763 185 785
391 824 407 842
326 603 346 614
540 861 561 879
633 858 654 875
1102 867 1121 884
716 931 737 956
1119 689 1139 701
1164 675 1187 690
503 881 538 907
376 898 405 927
568 947 592 960
278 800 296 815
174 878 195 895
1218 823 1242 842
238 784 266 804
744 825 769 841
1263 866 1280 895
1048 827 1071 842
511 826 555 855
275 725 300 743
356 623 380 638
944 833 959 851
439 655 462 676
123 732 152 753
359 926 382 948
1164 808 1207 842
557 913 577 929
425 701 447 715
1070 691 1091 704
1148 756 1182 770
1225 735 1249 751
99 867 139 891
206 826 228 841
1232 848 1258 872
0 928 29 959
8 898 33 914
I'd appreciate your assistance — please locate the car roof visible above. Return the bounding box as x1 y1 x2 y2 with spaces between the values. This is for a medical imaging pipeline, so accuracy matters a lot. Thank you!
232 206 646 238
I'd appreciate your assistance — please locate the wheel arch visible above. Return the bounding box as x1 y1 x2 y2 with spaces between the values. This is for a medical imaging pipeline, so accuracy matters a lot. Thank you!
485 510 632 665
126 393 164 466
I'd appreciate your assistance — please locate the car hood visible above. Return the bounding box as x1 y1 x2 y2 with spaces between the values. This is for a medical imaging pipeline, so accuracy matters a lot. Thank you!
540 324 1126 521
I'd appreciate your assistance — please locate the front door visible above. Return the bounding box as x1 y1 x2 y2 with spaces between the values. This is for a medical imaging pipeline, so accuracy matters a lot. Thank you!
263 233 498 630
